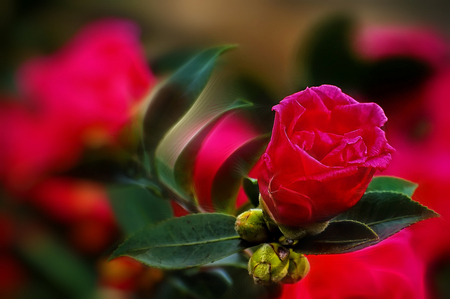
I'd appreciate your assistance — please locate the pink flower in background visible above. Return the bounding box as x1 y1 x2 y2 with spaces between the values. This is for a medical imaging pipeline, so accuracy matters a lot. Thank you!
280 231 427 299
259 85 394 227
0 19 155 192
17 19 155 142
354 23 450 298
356 26 448 69
193 112 261 211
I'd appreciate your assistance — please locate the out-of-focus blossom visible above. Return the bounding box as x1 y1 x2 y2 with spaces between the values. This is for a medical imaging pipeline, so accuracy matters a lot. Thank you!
193 112 261 211
356 26 448 69
280 231 427 299
382 70 450 298
26 177 116 253
98 256 164 294
0 19 155 193
28 177 113 224
0 255 27 298
17 19 155 140
354 23 450 298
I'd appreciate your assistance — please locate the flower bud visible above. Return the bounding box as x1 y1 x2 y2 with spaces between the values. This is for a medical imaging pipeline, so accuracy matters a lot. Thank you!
248 243 290 284
281 250 310 284
235 209 269 243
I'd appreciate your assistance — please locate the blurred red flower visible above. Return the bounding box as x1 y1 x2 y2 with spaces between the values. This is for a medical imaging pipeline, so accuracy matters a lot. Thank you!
0 19 155 192
192 112 261 211
280 231 427 299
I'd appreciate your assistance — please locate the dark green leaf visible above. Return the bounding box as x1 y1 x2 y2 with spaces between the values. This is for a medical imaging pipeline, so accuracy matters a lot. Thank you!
334 191 439 252
151 48 200 75
143 45 235 153
293 220 378 254
367 176 418 197
243 178 260 208
110 213 251 269
211 135 269 213
18 232 96 299
108 184 173 235
168 268 233 299
300 14 363 90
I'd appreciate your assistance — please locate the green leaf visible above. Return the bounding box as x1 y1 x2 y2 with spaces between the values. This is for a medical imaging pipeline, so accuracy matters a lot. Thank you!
168 268 233 299
243 178 260 208
367 176 418 197
300 14 363 91
155 99 253 203
18 232 96 299
143 45 235 154
108 184 173 235
110 213 251 269
333 191 439 252
211 135 269 213
293 220 378 254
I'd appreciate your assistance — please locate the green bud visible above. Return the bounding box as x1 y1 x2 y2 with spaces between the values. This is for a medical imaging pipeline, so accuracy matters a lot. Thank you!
235 209 269 243
248 243 290 285
281 250 310 284
278 235 298 246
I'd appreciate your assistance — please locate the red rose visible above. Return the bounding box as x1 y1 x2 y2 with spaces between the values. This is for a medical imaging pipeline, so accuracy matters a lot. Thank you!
258 85 394 227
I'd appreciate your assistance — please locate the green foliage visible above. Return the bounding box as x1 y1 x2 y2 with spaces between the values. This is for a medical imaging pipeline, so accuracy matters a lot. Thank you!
154 266 280 299
18 233 96 299
293 220 378 254
366 176 417 197
107 184 173 235
110 213 251 269
143 45 236 155
333 190 438 252
291 176 437 254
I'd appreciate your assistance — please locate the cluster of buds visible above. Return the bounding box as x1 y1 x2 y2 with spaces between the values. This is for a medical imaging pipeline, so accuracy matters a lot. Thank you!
235 208 311 285
247 243 309 285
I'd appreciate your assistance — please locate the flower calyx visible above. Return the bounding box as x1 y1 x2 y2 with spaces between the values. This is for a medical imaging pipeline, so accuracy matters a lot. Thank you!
248 243 290 285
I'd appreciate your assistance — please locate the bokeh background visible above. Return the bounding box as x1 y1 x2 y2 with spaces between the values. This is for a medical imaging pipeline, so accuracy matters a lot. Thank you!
1 1 450 298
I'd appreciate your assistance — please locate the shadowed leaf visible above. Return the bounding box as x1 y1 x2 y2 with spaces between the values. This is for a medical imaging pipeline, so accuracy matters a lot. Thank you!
108 184 173 235
293 220 378 254
333 191 438 252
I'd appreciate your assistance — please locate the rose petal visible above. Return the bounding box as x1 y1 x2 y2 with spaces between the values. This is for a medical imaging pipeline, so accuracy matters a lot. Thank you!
311 84 358 108
330 102 388 133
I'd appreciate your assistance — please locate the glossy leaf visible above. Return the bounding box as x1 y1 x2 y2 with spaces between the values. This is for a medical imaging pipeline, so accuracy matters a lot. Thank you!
367 176 418 197
334 191 439 252
211 135 269 213
108 184 173 235
143 45 235 153
293 220 378 254
110 213 250 269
